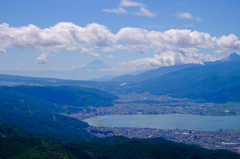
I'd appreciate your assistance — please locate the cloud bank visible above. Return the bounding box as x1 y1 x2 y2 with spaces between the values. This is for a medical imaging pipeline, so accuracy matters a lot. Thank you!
0 22 115 54
1 22 240 71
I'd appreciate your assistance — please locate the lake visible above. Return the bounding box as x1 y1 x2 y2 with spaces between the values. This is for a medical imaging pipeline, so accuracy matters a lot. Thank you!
84 114 240 131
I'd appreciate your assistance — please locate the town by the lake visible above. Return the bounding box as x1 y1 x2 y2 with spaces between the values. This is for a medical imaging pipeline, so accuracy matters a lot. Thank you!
68 92 240 154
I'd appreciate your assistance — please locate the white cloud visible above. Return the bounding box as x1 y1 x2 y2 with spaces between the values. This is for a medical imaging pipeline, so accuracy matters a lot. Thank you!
115 27 240 70
120 0 146 7
1 22 240 70
102 0 154 17
0 22 116 54
118 49 217 72
36 54 48 64
102 7 128 14
216 34 240 52
116 27 229 51
134 7 155 17
175 12 204 22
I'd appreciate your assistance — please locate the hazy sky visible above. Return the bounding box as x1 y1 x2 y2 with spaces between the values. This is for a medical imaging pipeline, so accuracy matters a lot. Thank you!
1 0 240 73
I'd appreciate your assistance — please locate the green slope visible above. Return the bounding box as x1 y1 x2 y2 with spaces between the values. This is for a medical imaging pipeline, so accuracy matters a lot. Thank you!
0 112 93 142
0 85 121 142
0 124 38 138
0 135 239 159
112 64 200 83
133 61 240 103
0 85 118 108
0 85 119 142
0 125 239 159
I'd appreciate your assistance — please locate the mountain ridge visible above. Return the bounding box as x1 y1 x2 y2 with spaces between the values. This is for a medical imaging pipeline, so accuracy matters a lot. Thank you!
111 53 240 84
132 61 240 103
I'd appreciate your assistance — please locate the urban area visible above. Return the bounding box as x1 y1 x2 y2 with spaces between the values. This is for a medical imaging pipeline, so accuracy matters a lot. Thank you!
68 92 240 154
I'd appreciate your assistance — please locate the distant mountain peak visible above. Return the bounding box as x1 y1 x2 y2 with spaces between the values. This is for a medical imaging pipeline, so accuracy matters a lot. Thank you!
83 60 111 70
229 53 240 61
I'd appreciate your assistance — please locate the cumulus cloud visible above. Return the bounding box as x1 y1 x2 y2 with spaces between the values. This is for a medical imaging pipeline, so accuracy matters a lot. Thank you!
115 27 240 70
1 22 240 70
216 34 240 50
134 7 155 17
118 49 217 72
0 22 116 54
120 0 146 7
116 27 240 52
175 12 204 22
102 7 128 14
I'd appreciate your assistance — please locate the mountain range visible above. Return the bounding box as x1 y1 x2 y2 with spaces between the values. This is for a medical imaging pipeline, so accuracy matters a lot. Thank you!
112 53 240 83
109 53 240 103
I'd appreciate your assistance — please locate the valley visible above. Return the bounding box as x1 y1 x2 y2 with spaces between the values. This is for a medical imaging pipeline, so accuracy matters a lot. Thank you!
0 56 240 158
66 92 240 154
69 92 240 120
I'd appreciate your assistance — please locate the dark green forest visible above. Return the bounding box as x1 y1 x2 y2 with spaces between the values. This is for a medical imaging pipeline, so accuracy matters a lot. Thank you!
0 86 118 143
0 126 239 159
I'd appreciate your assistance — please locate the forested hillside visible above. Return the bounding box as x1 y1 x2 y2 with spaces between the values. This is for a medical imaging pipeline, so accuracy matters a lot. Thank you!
132 61 240 103
0 85 118 142
0 128 239 159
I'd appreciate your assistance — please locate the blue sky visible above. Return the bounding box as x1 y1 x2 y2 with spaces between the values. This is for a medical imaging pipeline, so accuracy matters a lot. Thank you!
0 0 240 76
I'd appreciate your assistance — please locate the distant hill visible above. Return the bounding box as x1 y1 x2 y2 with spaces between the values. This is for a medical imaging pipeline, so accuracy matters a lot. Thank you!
132 61 240 103
0 86 118 107
112 53 240 84
82 60 111 70
0 73 97 86
111 64 201 83
228 53 240 61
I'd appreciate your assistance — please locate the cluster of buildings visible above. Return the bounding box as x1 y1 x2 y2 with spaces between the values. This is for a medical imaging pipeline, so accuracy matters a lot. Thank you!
86 127 240 154
68 93 240 153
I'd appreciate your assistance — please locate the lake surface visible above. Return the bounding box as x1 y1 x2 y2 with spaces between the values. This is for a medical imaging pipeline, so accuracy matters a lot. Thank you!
84 114 240 131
